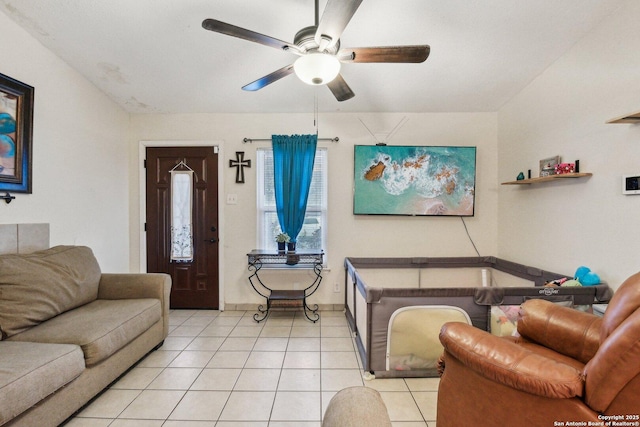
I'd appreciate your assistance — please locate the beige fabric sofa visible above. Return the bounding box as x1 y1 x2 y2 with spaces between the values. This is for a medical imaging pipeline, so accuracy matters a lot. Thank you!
0 245 171 427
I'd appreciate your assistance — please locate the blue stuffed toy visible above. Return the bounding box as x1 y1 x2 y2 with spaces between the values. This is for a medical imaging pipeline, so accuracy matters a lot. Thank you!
575 266 600 286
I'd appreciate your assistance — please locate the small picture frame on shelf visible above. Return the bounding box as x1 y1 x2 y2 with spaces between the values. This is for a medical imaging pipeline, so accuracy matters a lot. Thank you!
539 156 560 177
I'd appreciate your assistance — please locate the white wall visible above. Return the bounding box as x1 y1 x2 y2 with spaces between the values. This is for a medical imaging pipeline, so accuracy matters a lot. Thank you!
130 112 498 306
497 0 640 290
4 0 633 303
0 12 131 271
0 6 499 308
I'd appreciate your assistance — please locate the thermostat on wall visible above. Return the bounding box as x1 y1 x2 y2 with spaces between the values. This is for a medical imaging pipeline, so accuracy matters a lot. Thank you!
622 175 640 195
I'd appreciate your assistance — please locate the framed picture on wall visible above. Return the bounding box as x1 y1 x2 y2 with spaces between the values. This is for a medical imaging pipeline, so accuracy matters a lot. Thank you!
353 145 477 216
0 73 34 193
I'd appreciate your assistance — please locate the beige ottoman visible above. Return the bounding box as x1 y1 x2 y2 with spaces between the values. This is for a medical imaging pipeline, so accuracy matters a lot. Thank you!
322 386 392 427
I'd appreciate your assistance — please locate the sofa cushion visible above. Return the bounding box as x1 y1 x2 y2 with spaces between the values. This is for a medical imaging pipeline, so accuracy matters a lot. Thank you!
8 298 161 366
0 246 101 339
0 341 84 425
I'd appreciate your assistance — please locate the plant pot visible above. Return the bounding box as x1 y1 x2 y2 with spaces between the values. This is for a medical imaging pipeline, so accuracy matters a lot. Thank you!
277 242 286 252
287 242 296 253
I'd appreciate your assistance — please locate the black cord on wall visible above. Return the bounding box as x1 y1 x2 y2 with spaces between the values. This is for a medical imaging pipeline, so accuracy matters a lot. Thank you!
461 217 500 286
460 217 481 257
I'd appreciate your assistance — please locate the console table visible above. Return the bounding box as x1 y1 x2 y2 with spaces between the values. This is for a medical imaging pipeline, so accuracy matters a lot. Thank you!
247 249 324 323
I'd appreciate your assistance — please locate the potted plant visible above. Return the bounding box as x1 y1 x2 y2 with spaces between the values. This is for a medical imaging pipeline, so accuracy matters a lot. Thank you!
275 233 290 252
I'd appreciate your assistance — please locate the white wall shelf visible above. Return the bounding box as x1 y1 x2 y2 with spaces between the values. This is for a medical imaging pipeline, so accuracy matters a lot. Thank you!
607 111 640 124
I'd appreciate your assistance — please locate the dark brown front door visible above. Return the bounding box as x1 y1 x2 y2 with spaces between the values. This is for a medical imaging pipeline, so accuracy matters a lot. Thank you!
145 146 219 309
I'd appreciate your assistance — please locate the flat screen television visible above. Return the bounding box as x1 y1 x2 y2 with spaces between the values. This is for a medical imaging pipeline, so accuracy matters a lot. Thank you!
353 145 476 216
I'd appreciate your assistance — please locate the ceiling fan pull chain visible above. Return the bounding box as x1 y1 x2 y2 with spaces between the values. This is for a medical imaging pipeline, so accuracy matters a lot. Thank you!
314 92 319 136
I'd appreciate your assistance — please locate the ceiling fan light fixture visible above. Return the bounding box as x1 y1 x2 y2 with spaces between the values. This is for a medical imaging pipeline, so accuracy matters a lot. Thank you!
294 53 341 85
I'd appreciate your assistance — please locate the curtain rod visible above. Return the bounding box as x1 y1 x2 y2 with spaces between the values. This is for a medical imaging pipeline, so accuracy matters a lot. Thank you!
243 137 339 144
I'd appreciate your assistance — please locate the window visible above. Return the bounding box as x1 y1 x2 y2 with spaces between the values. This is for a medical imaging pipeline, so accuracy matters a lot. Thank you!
257 147 327 252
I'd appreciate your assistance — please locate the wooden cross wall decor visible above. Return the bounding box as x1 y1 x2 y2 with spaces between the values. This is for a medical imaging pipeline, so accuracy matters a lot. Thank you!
229 151 251 183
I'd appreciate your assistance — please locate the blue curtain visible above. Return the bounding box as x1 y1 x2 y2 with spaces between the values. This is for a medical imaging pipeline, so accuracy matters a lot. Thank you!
272 134 318 242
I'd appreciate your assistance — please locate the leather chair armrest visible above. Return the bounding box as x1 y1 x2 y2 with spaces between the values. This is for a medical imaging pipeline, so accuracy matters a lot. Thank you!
585 309 640 412
518 299 602 363
439 322 584 398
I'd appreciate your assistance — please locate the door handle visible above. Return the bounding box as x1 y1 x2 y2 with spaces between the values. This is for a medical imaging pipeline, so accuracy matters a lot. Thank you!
205 238 217 243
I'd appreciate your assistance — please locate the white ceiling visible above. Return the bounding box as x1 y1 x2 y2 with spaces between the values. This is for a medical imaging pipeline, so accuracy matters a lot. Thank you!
1 0 624 114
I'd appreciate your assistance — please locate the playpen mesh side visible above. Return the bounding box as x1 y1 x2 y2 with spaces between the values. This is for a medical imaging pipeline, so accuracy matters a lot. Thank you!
386 305 471 372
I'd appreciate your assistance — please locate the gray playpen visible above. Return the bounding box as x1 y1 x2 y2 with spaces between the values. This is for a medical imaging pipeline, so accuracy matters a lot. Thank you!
344 256 612 378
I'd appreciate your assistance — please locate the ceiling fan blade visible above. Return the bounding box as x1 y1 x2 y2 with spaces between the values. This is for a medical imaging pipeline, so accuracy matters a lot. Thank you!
315 0 363 51
202 19 294 52
338 45 430 63
242 64 295 91
327 74 355 102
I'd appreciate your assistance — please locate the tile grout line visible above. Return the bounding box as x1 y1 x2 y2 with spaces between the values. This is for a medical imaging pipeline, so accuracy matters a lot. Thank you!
210 311 247 423
113 309 200 422
266 315 292 424
163 310 202 423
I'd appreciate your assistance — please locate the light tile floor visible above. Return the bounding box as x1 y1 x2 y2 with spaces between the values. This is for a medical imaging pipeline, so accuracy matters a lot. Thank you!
67 309 438 427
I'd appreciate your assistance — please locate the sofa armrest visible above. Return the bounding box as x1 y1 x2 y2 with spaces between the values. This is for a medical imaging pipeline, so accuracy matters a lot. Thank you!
518 299 602 364
98 273 171 338
439 322 584 398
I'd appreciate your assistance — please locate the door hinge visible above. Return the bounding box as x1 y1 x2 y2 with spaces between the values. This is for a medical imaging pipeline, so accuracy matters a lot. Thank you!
144 223 147 232
143 159 147 168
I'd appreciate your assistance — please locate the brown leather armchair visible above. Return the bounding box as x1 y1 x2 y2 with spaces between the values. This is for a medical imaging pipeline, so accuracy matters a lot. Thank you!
437 272 640 426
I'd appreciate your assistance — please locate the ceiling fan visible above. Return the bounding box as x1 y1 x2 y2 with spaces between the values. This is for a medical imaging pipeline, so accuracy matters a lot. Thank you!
202 0 430 102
